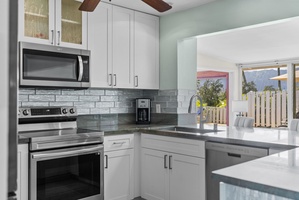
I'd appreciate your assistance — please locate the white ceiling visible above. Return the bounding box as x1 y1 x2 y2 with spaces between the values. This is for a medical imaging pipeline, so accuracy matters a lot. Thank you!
102 0 217 16
197 17 299 64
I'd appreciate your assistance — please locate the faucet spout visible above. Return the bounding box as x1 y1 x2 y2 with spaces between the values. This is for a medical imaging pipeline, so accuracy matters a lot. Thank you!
188 94 205 129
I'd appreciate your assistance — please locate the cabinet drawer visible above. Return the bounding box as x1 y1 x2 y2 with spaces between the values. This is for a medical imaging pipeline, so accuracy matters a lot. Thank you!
141 134 205 158
104 134 134 151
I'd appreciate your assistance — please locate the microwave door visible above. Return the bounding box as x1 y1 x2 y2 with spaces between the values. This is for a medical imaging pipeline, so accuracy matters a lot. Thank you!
20 49 83 88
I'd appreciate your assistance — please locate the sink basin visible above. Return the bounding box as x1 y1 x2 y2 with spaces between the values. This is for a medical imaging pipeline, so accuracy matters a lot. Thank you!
159 126 222 134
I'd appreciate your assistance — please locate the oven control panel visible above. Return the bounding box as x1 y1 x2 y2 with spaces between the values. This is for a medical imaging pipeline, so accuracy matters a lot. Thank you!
19 107 77 118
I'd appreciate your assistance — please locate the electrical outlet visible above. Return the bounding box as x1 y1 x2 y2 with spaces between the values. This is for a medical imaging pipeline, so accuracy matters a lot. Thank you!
156 104 161 113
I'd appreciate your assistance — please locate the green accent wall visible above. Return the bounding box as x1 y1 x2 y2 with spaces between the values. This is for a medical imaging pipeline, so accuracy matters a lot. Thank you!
160 0 299 89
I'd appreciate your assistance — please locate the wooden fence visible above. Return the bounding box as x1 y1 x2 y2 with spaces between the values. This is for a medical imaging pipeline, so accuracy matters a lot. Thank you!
244 91 288 128
202 90 293 127
201 106 227 124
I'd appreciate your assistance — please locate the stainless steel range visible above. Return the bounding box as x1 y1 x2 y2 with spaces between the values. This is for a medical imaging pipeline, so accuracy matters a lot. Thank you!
18 107 104 200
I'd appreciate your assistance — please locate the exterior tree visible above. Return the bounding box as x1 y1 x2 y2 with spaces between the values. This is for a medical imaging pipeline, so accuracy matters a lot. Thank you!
242 81 257 94
263 85 276 91
197 79 225 107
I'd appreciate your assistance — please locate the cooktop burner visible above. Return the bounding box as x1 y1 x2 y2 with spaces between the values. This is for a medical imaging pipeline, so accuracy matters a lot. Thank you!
18 107 104 151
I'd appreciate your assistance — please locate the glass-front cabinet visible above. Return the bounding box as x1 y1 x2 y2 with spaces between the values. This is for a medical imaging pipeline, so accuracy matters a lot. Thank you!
18 0 87 49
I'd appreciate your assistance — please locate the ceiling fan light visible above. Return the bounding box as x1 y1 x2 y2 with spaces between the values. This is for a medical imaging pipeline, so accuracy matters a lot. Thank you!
142 0 172 12
79 0 101 12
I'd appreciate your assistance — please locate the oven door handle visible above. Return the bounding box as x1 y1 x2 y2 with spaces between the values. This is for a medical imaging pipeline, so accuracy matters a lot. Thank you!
78 55 83 81
32 145 103 160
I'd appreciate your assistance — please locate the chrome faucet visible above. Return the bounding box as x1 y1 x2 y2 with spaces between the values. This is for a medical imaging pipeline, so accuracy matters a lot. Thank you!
188 94 205 129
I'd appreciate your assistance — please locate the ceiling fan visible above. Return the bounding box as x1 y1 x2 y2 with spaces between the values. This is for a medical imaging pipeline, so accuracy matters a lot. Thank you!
79 0 172 12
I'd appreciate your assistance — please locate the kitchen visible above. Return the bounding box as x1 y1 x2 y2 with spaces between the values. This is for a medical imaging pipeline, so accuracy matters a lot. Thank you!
2 0 299 200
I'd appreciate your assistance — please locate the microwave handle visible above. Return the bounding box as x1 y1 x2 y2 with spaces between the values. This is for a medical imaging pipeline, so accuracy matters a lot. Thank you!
78 56 83 81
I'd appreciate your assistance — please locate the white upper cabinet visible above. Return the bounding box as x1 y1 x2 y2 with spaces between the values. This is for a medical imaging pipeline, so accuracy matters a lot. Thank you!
112 6 134 89
88 2 112 88
88 3 159 89
134 12 159 89
18 0 87 49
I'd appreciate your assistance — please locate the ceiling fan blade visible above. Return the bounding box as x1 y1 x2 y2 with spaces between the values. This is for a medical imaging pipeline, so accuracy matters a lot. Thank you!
142 0 172 12
79 0 101 12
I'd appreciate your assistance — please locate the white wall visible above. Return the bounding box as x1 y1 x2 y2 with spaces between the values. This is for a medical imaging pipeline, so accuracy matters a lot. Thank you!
197 53 237 72
0 0 9 199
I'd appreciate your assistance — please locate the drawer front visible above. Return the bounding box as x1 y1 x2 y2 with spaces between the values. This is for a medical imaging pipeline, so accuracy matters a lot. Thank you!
104 134 134 152
141 134 205 158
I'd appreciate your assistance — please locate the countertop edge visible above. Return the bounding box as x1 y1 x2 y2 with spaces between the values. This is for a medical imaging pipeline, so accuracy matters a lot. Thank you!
212 172 299 199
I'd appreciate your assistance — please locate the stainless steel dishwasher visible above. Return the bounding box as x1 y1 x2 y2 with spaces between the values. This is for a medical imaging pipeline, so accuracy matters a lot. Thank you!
206 142 269 200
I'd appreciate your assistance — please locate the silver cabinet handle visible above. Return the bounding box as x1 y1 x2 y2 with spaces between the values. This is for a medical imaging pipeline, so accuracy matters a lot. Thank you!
164 155 168 169
135 76 138 87
169 155 173 170
105 155 108 169
108 74 112 86
32 145 103 160
51 30 54 45
113 74 117 86
112 142 126 145
78 56 83 81
57 30 61 45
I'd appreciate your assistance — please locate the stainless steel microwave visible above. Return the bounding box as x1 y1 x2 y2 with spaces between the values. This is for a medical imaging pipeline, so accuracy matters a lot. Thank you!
19 42 90 88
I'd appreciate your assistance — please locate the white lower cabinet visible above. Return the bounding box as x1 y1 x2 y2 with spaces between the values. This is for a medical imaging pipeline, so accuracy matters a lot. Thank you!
169 153 205 200
17 144 28 200
141 134 206 200
141 148 169 200
104 135 135 200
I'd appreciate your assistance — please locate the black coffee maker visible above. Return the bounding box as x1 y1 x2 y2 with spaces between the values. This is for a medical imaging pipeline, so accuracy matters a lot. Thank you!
136 98 151 124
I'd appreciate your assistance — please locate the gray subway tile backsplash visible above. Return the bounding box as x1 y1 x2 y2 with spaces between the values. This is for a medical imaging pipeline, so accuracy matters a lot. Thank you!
19 88 195 115
79 95 100 102
61 89 85 95
96 102 114 108
36 89 61 95
84 89 105 96
74 102 95 108
101 96 119 102
19 95 28 102
22 102 50 107
19 88 35 95
56 95 79 102
29 95 55 102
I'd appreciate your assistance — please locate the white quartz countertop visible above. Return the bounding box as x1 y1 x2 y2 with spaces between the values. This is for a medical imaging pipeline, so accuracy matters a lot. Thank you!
208 126 299 199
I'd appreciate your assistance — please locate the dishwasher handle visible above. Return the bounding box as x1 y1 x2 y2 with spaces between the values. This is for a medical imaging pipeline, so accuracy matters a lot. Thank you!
206 141 269 157
227 153 241 158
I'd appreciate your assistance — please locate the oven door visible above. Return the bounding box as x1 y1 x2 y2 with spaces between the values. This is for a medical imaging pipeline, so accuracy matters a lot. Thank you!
30 144 104 200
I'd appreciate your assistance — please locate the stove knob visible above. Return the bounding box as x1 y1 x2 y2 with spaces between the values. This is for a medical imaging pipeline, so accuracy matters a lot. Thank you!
70 108 76 114
62 109 68 114
23 109 29 116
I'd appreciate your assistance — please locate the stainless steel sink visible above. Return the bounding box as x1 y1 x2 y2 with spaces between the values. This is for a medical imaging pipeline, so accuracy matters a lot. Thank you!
159 126 222 134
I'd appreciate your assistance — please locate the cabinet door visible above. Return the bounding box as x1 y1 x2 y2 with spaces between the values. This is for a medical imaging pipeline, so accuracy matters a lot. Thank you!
18 0 55 45
169 153 205 200
56 0 88 49
134 12 159 89
141 148 169 200
88 2 113 88
17 144 28 200
104 149 134 200
112 6 134 88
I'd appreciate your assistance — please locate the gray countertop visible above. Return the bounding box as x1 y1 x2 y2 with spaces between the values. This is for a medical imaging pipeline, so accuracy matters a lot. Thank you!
18 123 299 198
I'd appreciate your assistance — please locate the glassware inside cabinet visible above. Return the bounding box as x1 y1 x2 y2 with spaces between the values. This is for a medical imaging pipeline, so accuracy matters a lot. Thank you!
61 0 83 45
24 0 49 40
